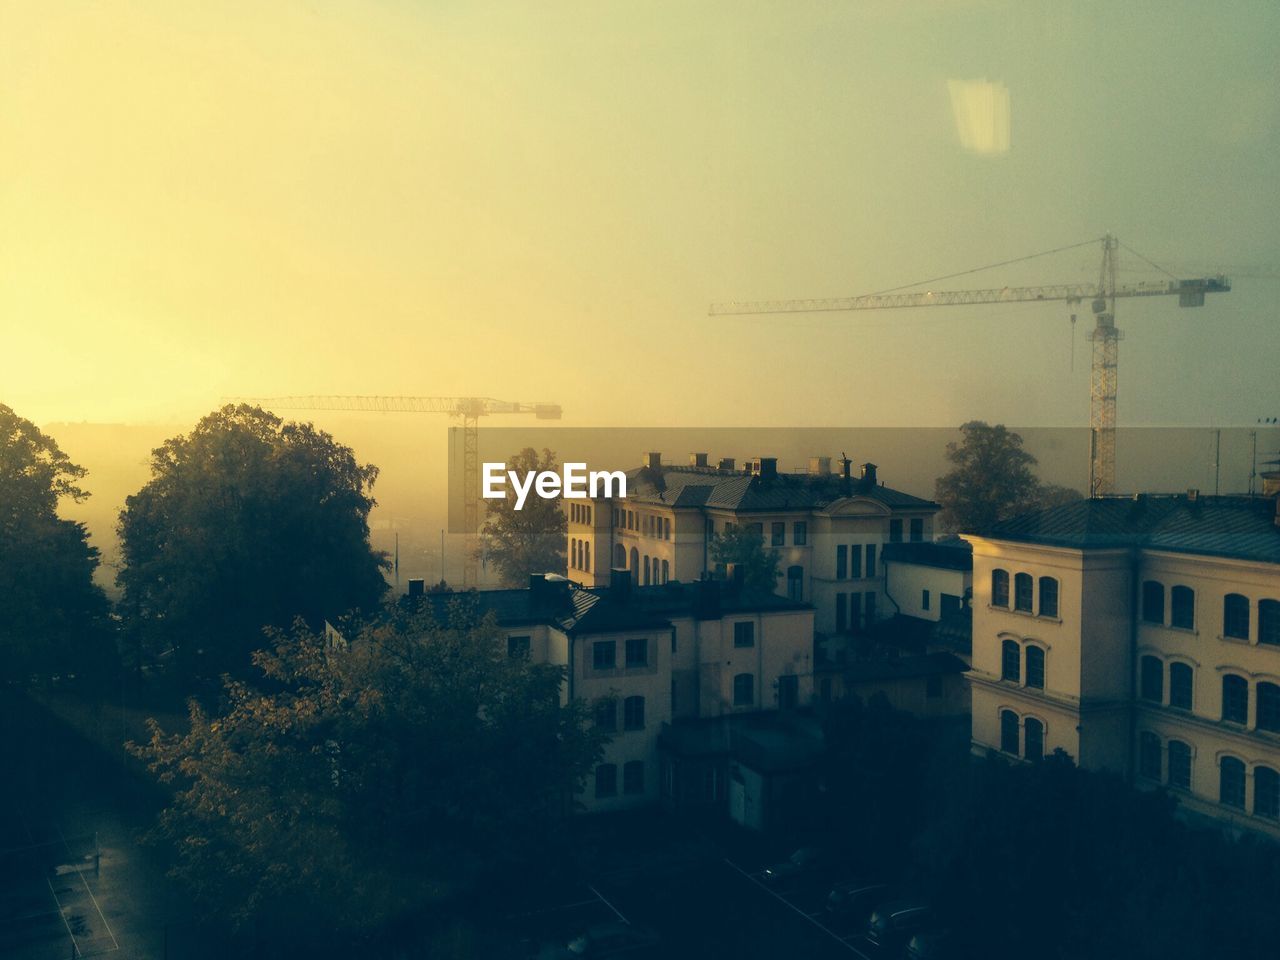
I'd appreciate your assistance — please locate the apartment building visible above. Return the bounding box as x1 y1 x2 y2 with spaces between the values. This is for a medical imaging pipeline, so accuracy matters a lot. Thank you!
964 492 1280 838
412 571 813 814
565 452 939 641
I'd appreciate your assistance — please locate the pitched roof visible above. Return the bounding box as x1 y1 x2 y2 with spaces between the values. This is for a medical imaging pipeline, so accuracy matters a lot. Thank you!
985 494 1280 564
620 465 937 513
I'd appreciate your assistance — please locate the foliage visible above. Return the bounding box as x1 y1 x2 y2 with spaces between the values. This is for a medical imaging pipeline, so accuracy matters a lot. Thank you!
478 447 567 586
0 403 112 682
117 405 388 679
132 598 607 943
934 421 1082 534
709 523 781 594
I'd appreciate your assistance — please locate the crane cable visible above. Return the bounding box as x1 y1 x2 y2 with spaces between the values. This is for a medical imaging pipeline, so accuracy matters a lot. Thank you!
866 236 1104 296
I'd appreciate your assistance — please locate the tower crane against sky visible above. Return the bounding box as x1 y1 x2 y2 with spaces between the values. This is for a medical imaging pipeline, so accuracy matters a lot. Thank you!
711 235 1231 496
232 395 562 587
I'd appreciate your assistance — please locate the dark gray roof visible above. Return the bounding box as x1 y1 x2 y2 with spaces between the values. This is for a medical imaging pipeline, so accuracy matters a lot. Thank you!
837 651 969 683
882 539 973 571
620 465 937 513
986 494 1280 564
658 712 826 774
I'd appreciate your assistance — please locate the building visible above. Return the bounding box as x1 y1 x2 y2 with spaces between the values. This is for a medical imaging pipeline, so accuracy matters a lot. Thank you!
964 492 1280 838
411 571 814 815
565 453 939 645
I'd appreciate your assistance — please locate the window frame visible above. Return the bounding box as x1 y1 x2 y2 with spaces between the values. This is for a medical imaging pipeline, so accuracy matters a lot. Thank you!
1038 577 1059 619
733 672 754 707
1168 661 1194 710
1014 573 1033 613
625 637 649 668
1222 674 1248 725
1141 580 1165 625
992 569 1010 608
592 640 616 670
1170 585 1195 630
1001 639 1021 683
623 695 646 731
1025 645 1046 690
1219 755 1246 809
733 621 755 648
999 709 1019 755
1223 593 1250 640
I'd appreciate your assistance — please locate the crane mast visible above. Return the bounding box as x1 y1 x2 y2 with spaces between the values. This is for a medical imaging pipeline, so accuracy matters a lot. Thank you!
711 236 1230 497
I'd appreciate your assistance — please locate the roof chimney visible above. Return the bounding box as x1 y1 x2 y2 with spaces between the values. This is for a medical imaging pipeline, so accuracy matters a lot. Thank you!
861 463 878 486
839 456 852 479
690 452 709 468
748 457 778 480
718 457 736 472
643 452 662 470
808 456 831 476
1187 488 1199 502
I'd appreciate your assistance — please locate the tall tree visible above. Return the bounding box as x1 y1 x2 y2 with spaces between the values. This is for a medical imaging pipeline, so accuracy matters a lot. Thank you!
133 600 605 943
478 446 567 586
709 524 781 594
117 405 388 678
934 421 1081 534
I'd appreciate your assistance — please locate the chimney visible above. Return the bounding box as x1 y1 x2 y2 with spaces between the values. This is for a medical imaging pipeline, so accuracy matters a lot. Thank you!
610 567 632 601
1187 488 1199 502
861 463 878 486
407 578 425 598
808 456 831 476
690 452 709 468
718 457 736 472
725 562 746 593
748 457 778 480
839 456 852 479
643 452 662 470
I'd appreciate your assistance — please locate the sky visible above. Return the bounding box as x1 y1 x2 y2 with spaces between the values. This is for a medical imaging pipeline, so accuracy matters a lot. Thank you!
3 0 1278 433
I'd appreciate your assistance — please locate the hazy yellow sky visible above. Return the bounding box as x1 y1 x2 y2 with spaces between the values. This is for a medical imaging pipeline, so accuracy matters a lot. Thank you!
4 1 1278 430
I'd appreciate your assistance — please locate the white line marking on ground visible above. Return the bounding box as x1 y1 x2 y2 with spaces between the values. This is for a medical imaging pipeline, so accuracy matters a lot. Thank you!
587 884 629 925
722 859 872 959
56 821 119 953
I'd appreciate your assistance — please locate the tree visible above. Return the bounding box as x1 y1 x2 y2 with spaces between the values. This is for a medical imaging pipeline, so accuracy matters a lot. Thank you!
0 404 111 682
934 421 1082 534
709 524 780 594
117 405 388 679
478 447 567 586
133 599 605 945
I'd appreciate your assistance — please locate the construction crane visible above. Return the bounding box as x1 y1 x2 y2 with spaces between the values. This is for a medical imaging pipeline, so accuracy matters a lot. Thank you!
710 235 1231 496
230 395 562 587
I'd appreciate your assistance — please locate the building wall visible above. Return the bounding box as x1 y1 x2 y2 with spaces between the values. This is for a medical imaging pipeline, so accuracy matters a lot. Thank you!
885 562 969 622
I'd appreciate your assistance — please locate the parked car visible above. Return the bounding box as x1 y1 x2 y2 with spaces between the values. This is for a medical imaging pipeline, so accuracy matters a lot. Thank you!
762 846 827 884
824 880 893 927
538 922 660 959
866 899 933 954
906 929 955 959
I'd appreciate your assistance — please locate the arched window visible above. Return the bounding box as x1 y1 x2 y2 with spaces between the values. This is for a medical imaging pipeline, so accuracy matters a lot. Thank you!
1167 740 1192 790
573 539 580 569
1220 756 1246 809
1223 593 1250 640
1038 577 1059 618
999 709 1019 755
643 555 650 586
1025 646 1045 689
1139 731 1161 780
1014 573 1033 612
992 569 1009 608
733 673 754 707
1257 682 1280 732
1001 639 1020 682
583 541 590 571
629 547 639 582
1169 662 1193 710
1142 581 1164 624
613 543 626 569
623 695 645 730
1024 717 1044 761
1261 600 1280 646
661 559 670 583
1255 766 1280 820
585 505 592 525
1171 585 1195 629
1222 675 1248 724
1140 656 1163 703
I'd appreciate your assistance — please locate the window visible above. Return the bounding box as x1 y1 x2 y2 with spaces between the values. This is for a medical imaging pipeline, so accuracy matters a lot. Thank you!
836 545 847 579
865 591 876 626
889 519 903 543
1142 581 1164 625
1261 599 1280 646
1171 586 1195 630
1139 731 1161 780
625 638 648 668
835 593 848 632
1024 717 1044 761
733 621 755 648
1167 740 1192 790
1140 656 1163 703
1255 767 1280 820
1223 593 1250 640
746 522 764 539
921 589 930 612
592 641 616 670
594 698 617 732
992 569 1010 607
595 763 617 798
1014 573 1033 612
910 518 923 543
1169 662 1193 710
584 541 590 570
1257 682 1280 733
865 544 876 578
1220 756 1246 809
849 592 862 632
1039 577 1059 618
1025 646 1045 689
623 695 645 730
849 547 862 579
771 522 785 546
1222 675 1248 724
778 675 798 709
787 565 803 602
1001 640 1020 682
1000 709 1019 755
623 760 645 795
733 673 754 706
793 521 807 546
661 559 669 583
507 635 530 659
